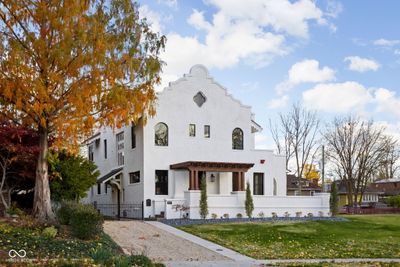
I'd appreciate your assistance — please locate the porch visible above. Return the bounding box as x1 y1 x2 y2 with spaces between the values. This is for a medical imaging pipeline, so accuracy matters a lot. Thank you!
170 161 254 193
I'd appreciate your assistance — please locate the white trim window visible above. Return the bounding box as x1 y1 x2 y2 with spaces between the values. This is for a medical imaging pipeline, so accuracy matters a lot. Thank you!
116 132 124 166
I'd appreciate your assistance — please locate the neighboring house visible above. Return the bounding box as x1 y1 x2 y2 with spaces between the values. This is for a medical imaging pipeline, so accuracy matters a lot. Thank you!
370 178 400 198
83 65 330 219
333 180 381 208
287 174 322 196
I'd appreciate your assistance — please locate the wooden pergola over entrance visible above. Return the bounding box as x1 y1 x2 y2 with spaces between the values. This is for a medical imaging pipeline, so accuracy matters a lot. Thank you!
170 161 254 191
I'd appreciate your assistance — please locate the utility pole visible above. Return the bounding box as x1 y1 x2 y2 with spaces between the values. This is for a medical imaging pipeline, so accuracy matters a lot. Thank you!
322 145 325 192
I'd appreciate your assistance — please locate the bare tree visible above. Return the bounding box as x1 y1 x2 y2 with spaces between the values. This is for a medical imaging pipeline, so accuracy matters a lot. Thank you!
376 136 400 180
324 116 387 207
269 104 320 193
269 118 294 170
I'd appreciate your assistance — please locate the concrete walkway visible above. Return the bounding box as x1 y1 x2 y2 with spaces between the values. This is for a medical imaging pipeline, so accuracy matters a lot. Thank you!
146 221 252 262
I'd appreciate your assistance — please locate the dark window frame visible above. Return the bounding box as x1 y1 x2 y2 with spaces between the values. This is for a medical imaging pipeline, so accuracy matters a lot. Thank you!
155 170 168 195
88 144 94 161
189 124 196 137
232 128 244 150
97 183 101 194
253 172 264 195
204 125 210 138
131 124 136 149
155 122 168 146
104 139 107 159
129 171 140 184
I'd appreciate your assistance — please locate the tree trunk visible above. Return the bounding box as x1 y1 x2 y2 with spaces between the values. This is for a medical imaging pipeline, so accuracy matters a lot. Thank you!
32 128 54 221
0 165 9 210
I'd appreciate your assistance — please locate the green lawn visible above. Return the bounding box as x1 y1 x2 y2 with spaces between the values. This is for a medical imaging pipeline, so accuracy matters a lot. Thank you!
178 215 400 259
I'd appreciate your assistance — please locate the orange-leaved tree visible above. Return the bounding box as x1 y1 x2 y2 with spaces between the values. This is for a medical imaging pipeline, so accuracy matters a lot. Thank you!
303 164 320 181
0 0 165 220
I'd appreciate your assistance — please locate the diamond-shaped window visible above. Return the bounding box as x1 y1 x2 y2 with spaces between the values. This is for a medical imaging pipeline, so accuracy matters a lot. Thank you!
193 91 206 107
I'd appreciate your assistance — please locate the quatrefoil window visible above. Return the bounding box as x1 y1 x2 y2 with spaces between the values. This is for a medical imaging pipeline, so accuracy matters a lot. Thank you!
193 91 206 107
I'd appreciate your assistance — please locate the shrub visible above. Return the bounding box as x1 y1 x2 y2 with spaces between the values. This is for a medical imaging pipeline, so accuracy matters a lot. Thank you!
211 213 218 219
70 204 103 240
223 213 229 219
318 211 324 217
330 182 339 216
90 247 113 266
271 212 278 218
258 211 265 218
296 211 302 218
245 182 254 218
57 201 78 225
284 212 290 218
199 176 208 219
6 205 24 217
307 213 314 218
386 195 400 208
114 255 131 267
236 213 243 218
42 226 58 238
128 254 154 267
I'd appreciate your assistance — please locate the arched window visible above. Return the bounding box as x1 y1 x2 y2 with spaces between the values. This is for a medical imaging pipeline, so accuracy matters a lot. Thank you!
232 128 243 150
155 122 168 146
273 178 277 196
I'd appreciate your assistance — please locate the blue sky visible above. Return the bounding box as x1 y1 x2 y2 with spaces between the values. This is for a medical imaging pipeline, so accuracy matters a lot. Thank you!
138 0 400 149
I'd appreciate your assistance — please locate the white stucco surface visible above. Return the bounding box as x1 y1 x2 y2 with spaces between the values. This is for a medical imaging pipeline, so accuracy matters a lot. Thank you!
84 65 330 219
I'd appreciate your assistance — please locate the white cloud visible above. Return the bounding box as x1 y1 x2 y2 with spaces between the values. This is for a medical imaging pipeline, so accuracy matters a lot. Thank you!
204 0 331 38
158 0 337 90
275 59 335 95
157 0 178 8
374 88 400 117
139 5 163 33
375 121 400 142
302 81 373 113
325 0 343 18
344 56 380 73
302 82 400 119
395 49 400 55
267 95 289 109
289 59 336 84
373 38 400 47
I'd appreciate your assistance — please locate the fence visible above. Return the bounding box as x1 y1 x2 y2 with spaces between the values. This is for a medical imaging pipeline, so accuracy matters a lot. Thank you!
93 202 143 219
341 207 400 214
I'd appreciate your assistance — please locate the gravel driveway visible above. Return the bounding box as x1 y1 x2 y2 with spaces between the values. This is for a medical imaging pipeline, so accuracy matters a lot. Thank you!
103 220 230 262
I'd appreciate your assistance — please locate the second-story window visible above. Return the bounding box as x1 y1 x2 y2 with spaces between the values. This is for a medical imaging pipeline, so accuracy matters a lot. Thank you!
131 124 136 149
232 128 244 150
116 132 124 165
189 124 196 137
88 144 94 161
104 139 107 159
204 125 210 138
155 122 168 146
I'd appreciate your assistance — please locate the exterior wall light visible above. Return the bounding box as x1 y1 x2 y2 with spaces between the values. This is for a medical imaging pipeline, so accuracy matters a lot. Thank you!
210 174 216 182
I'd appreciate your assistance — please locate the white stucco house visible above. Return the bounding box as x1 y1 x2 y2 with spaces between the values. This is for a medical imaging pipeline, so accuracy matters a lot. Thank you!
83 65 329 219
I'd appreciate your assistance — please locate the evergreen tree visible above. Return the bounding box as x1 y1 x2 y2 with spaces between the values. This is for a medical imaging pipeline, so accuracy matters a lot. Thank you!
330 182 339 216
199 176 208 219
245 182 254 218
49 151 100 202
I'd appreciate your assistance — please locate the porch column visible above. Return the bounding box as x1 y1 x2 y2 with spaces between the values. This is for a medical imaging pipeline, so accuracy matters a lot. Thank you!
189 169 194 190
194 170 199 190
